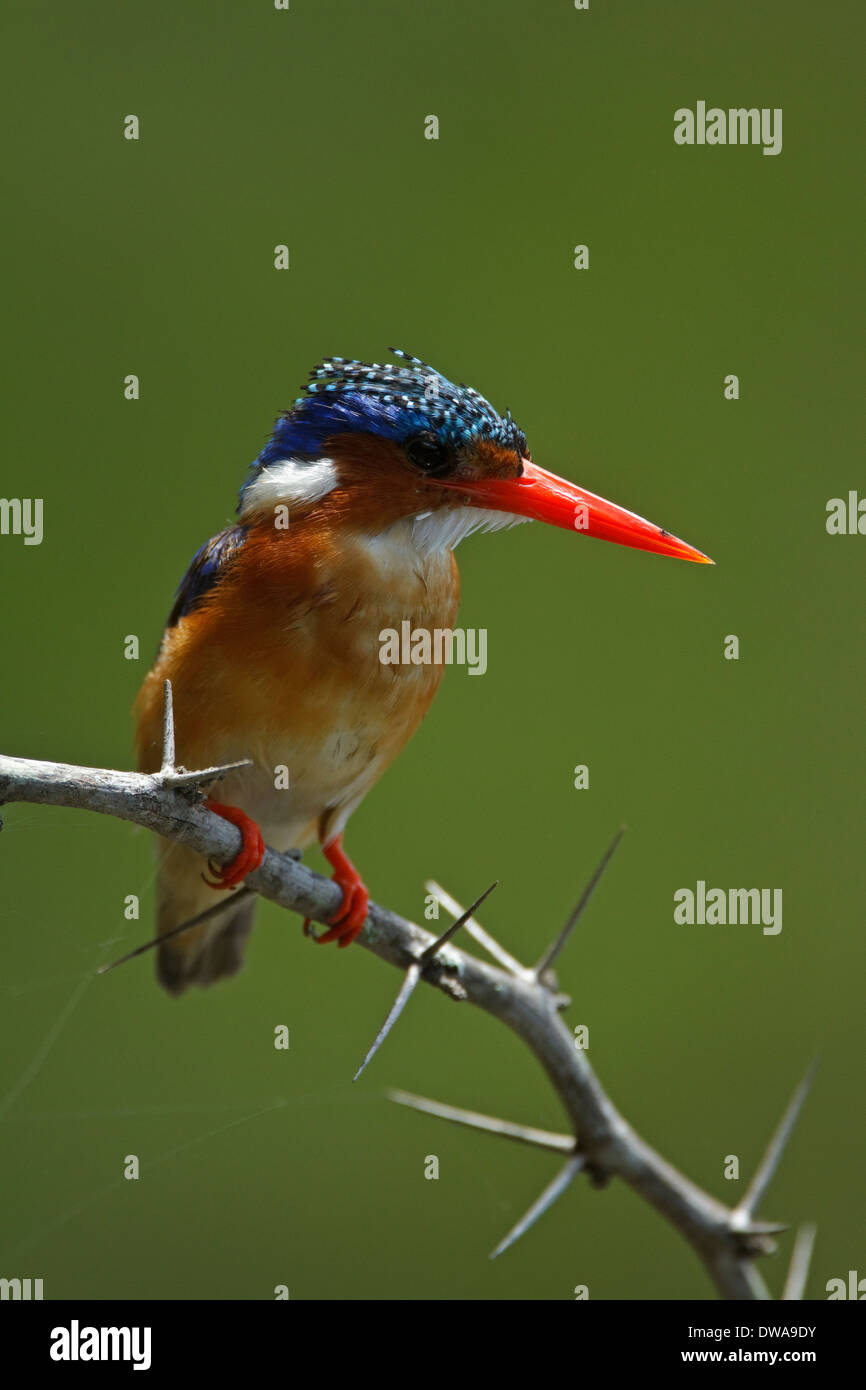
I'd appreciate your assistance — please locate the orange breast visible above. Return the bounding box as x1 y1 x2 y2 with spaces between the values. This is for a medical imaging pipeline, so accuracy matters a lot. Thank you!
135 518 461 842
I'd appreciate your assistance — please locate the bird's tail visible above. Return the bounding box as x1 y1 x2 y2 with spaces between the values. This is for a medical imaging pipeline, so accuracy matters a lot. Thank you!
153 836 257 995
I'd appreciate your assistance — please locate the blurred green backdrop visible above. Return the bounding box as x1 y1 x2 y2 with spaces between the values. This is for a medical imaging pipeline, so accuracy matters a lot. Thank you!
2 0 863 1300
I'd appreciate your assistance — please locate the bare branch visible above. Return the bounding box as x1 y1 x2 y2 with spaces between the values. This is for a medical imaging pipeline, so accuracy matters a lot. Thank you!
0 748 811 1300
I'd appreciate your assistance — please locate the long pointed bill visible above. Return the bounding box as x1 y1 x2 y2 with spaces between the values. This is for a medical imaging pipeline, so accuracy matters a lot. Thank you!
440 460 713 564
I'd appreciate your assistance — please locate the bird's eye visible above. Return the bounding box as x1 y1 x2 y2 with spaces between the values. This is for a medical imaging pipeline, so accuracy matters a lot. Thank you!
406 432 451 477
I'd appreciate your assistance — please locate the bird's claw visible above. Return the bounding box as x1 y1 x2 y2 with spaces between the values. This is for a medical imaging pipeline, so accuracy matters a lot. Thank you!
201 800 265 889
303 835 369 947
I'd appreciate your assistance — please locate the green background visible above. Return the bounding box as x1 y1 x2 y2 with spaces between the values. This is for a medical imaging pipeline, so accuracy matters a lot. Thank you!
2 0 863 1301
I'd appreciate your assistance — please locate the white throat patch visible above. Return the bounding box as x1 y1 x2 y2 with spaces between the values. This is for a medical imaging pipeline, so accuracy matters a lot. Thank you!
408 507 529 557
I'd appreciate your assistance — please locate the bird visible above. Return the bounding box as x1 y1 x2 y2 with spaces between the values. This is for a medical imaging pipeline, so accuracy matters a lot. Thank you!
135 349 711 994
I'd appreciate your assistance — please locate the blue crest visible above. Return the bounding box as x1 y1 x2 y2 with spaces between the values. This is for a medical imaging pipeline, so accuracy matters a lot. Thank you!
239 349 527 508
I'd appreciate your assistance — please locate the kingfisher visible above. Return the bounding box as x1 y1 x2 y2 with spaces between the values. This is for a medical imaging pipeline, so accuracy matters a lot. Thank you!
135 350 711 994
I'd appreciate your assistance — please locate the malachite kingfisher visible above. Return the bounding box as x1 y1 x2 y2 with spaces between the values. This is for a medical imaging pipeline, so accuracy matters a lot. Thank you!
135 350 712 994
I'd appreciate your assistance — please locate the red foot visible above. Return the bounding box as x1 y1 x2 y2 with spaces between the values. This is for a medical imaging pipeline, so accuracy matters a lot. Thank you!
202 800 265 889
303 835 369 948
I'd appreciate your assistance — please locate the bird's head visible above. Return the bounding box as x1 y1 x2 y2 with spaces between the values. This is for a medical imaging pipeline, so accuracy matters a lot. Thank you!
238 350 712 564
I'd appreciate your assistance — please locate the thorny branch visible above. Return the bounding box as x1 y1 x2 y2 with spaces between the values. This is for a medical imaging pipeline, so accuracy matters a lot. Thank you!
0 686 816 1300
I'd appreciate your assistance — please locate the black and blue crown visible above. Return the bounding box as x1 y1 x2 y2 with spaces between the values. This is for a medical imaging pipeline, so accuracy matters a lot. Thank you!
240 349 527 505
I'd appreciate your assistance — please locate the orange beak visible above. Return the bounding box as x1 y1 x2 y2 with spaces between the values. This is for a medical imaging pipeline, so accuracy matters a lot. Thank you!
439 459 713 564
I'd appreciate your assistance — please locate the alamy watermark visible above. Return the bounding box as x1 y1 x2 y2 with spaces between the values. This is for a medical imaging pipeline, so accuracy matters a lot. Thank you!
50 1321 151 1371
674 881 783 935
826 492 866 534
379 621 487 675
1 1276 43 1299
0 497 43 545
674 103 782 156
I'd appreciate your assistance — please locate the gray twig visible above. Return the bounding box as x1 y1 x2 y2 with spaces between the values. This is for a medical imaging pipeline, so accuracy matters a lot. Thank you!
0 745 814 1300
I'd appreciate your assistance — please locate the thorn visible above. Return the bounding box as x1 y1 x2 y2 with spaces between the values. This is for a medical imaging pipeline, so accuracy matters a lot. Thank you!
97 887 255 975
490 1154 585 1259
353 883 498 1082
354 884 500 1081
741 1220 790 1237
353 964 422 1082
736 1059 818 1220
533 827 625 978
732 1221 788 1259
157 678 252 788
388 1091 574 1153
425 879 529 977
160 760 254 790
420 881 498 963
782 1223 817 1301
160 679 176 774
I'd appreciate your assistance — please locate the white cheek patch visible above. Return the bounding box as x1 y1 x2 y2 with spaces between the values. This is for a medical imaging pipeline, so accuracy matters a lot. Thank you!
240 457 338 516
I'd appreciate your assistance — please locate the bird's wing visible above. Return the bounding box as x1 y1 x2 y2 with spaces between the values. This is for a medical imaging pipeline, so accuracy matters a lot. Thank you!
165 525 248 630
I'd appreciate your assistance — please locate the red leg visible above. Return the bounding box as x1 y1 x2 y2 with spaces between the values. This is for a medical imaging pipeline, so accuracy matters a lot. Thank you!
202 800 265 889
305 835 369 948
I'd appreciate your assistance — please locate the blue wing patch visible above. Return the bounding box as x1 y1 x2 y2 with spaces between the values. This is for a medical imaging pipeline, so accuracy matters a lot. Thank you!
166 525 247 629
